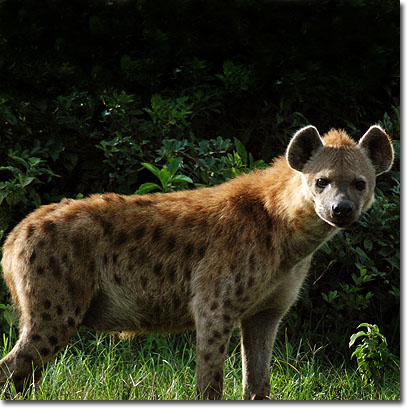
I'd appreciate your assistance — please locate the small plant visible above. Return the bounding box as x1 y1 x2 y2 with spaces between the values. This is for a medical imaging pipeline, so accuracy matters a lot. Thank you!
349 323 396 390
136 157 193 194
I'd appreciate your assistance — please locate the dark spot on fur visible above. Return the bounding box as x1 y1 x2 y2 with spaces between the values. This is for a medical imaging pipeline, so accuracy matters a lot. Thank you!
140 275 148 290
67 278 77 297
101 220 113 237
152 226 162 242
134 225 146 239
173 295 181 309
112 253 119 264
127 262 135 272
72 235 84 257
247 276 255 288
184 242 194 259
22 354 33 363
219 344 225 354
134 198 154 207
210 302 218 311
43 299 52 309
153 304 161 316
36 266 44 275
249 253 256 267
214 371 222 383
42 313 52 321
224 299 233 310
32 334 42 342
48 336 58 346
223 325 231 335
49 256 61 278
101 194 114 202
235 284 244 297
153 263 162 276
29 250 36 264
265 234 272 250
114 274 121 285
223 314 231 323
166 235 176 252
26 224 35 239
207 337 215 345
114 230 128 247
75 306 81 316
40 347 50 356
103 253 108 265
56 305 63 316
42 220 56 233
204 353 211 362
197 245 207 259
67 317 75 327
213 330 221 339
167 266 176 282
183 267 191 281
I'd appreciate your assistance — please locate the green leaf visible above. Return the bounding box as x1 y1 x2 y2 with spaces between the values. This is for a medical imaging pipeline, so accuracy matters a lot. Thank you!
349 331 366 348
171 175 193 184
158 167 170 188
234 138 247 163
166 157 183 178
135 182 161 195
141 162 161 178
19 175 35 188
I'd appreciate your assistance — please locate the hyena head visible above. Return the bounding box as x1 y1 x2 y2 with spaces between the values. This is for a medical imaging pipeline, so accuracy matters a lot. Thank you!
286 125 394 228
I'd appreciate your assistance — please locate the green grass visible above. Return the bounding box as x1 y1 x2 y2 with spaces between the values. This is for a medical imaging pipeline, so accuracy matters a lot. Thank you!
0 330 400 400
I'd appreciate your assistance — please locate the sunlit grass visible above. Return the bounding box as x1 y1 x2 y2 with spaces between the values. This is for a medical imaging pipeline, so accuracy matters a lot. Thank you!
1 330 400 400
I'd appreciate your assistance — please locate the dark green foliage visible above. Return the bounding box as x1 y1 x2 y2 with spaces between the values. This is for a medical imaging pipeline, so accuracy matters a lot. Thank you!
350 323 398 390
0 0 399 364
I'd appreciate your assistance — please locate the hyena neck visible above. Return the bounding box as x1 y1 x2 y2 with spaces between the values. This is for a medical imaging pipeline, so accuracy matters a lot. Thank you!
262 157 337 262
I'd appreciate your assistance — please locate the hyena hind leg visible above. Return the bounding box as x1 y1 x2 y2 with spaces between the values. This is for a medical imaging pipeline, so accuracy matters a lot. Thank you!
0 308 83 392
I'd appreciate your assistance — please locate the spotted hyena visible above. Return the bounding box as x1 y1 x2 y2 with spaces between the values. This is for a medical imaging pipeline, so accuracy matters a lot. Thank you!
0 125 394 399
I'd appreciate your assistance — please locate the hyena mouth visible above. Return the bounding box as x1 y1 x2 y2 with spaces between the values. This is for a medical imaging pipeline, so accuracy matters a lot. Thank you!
316 209 358 228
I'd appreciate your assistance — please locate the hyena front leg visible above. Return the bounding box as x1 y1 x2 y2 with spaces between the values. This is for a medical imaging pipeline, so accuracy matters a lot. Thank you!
240 309 282 400
194 308 236 400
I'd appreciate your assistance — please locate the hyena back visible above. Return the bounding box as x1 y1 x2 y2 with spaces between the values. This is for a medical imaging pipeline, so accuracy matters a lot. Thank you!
0 125 393 399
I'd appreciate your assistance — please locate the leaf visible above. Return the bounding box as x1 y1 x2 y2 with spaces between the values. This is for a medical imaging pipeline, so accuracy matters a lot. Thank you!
158 167 170 188
19 175 35 188
171 175 193 184
364 238 373 251
141 162 160 178
135 182 161 195
234 138 247 163
349 331 366 348
166 157 183 178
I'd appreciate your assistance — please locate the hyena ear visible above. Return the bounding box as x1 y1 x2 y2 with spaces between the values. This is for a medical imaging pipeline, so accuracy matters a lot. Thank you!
286 125 324 172
358 125 394 175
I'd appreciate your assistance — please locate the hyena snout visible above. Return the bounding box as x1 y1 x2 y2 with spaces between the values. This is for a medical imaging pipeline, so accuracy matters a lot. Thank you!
331 200 354 218
329 198 358 227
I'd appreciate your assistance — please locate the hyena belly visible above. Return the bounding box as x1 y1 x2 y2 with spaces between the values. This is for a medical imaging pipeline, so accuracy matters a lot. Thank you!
81 254 196 334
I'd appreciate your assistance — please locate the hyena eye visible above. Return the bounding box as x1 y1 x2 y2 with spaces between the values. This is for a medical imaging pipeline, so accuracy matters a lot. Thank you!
316 178 330 189
355 180 366 191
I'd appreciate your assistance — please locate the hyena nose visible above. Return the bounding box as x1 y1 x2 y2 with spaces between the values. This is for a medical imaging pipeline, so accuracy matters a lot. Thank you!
332 201 354 217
